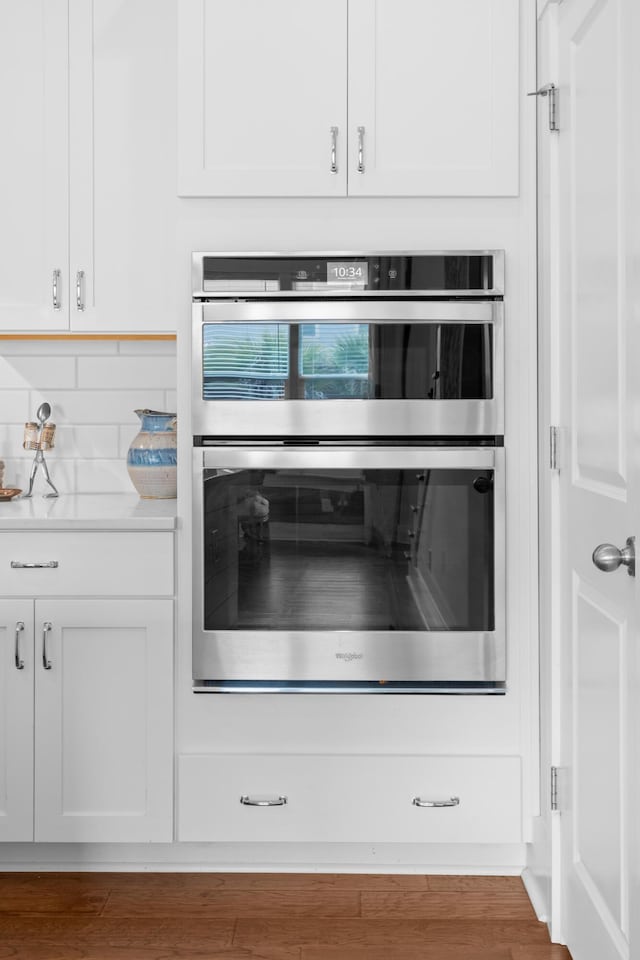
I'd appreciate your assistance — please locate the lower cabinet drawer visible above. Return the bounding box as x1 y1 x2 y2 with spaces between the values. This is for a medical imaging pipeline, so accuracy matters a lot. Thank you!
0 532 174 596
177 753 522 844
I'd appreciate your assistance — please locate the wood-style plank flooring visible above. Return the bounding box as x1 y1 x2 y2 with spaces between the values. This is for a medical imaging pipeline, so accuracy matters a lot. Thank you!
0 873 572 959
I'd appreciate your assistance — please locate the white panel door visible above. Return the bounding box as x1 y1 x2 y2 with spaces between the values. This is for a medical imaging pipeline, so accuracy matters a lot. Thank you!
69 0 178 332
34 599 174 842
556 0 639 957
347 0 519 197
0 603 34 841
0 1 69 331
178 0 348 196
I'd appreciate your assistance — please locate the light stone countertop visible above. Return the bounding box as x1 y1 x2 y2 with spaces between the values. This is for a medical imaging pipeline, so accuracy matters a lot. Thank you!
0 493 177 531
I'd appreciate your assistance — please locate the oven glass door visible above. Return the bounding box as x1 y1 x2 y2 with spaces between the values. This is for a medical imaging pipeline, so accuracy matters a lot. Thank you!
193 446 505 691
192 301 503 437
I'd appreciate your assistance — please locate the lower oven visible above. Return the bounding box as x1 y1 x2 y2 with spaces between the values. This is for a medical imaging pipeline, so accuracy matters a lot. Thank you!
192 442 505 693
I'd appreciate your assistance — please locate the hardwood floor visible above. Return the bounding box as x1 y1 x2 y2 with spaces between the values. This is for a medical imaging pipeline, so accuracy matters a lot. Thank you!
0 873 571 959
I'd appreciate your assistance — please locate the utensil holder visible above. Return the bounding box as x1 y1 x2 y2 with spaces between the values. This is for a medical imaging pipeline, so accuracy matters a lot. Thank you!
22 418 59 498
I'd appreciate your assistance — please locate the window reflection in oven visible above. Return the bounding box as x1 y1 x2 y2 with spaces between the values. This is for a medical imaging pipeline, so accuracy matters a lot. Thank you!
201 323 493 402
203 467 494 634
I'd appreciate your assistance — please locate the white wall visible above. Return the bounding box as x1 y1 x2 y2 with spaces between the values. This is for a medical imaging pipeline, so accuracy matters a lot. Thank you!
0 339 176 495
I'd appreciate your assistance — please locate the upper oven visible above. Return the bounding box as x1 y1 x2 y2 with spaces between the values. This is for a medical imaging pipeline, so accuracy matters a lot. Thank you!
191 251 504 440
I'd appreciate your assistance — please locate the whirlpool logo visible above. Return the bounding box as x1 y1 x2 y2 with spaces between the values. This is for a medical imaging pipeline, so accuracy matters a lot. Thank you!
335 651 364 662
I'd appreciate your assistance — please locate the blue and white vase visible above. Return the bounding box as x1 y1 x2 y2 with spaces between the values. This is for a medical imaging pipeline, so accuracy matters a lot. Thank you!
127 409 177 499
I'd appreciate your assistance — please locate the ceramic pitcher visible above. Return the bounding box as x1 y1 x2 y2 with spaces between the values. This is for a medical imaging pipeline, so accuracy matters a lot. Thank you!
127 409 177 499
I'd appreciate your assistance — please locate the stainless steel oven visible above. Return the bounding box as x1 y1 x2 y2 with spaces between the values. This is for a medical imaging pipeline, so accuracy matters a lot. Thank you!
192 252 504 440
191 251 506 693
193 442 505 692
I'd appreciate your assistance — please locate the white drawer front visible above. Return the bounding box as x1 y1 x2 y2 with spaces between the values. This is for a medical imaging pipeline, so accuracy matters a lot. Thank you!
0 532 174 596
178 754 521 844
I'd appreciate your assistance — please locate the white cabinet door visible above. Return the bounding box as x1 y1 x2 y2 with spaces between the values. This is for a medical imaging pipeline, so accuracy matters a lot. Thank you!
69 0 178 332
178 0 348 197
0 1 69 332
0 603 34 841
34 598 173 842
347 0 519 197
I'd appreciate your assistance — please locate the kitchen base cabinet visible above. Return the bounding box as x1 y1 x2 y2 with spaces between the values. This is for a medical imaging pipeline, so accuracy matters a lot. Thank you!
178 753 522 844
0 602 35 842
0 599 173 843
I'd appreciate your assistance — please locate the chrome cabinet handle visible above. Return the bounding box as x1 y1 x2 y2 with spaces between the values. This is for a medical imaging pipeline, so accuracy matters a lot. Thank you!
11 561 59 569
76 270 85 311
52 269 61 310
240 795 288 807
592 537 635 577
330 126 338 173
14 621 25 670
42 621 52 670
412 796 460 808
357 126 365 173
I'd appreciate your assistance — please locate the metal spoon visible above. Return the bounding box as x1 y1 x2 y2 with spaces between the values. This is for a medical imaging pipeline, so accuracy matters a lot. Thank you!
36 401 51 426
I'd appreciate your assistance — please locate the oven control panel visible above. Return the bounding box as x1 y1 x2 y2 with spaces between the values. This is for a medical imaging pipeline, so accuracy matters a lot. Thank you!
194 252 502 296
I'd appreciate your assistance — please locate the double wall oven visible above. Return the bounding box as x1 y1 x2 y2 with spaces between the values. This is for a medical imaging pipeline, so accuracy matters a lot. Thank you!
192 252 505 693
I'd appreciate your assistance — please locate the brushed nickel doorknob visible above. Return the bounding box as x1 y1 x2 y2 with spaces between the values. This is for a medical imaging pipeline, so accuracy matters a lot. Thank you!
592 537 635 577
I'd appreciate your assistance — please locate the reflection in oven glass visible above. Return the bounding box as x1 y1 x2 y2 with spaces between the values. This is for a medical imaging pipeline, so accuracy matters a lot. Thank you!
202 323 492 401
203 468 494 633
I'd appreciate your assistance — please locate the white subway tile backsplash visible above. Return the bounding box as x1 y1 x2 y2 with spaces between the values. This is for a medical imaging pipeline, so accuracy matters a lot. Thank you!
78 356 176 390
0 356 76 390
3 457 75 496
118 339 177 355
75 459 136 495
0 341 176 494
0 390 30 423
0 424 28 455
34 390 167 425
54 425 120 459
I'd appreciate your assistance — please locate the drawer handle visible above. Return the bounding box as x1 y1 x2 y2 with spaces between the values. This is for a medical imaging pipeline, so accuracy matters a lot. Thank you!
11 561 59 569
240 795 288 807
412 796 460 808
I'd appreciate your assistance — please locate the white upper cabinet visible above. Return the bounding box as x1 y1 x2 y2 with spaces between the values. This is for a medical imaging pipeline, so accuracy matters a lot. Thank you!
347 0 519 197
178 0 348 197
0 0 177 334
178 0 519 198
69 0 177 332
0 3 69 331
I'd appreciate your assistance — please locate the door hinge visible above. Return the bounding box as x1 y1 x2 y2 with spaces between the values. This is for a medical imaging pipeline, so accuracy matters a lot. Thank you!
549 425 559 470
551 765 559 811
528 83 558 132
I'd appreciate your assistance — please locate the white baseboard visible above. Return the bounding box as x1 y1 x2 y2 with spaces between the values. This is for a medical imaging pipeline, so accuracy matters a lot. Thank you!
521 865 551 924
0 841 527 874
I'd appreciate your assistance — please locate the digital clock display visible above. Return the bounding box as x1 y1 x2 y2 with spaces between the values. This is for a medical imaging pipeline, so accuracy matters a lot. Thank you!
327 261 369 285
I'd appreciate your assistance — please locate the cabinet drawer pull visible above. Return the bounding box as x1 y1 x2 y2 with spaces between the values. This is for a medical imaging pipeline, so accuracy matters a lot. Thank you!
52 269 61 310
42 621 53 670
14 621 25 670
11 561 59 569
357 125 365 173
412 796 460 808
240 795 288 807
330 126 338 173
